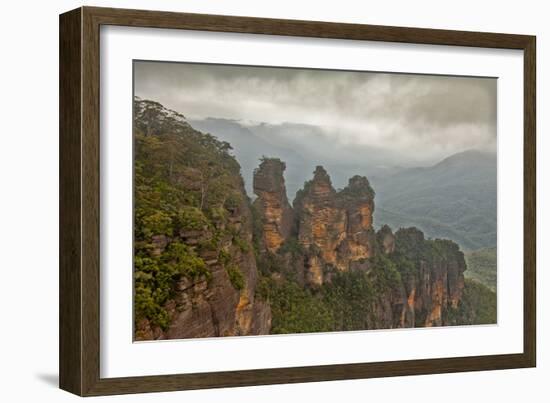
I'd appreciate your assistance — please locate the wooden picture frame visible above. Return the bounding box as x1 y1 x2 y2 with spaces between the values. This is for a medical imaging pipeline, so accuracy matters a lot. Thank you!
59 6 536 396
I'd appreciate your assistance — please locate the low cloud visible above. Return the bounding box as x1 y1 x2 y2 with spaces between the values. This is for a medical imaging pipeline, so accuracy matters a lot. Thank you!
134 61 496 164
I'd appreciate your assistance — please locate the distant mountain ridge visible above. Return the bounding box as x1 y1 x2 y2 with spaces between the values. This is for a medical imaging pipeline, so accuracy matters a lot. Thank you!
371 150 497 251
190 117 496 251
189 118 310 200
189 117 410 200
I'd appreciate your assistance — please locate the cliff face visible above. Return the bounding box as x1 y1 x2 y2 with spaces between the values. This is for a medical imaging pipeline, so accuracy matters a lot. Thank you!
133 98 271 340
252 158 294 253
391 228 466 327
158 194 271 339
255 159 467 330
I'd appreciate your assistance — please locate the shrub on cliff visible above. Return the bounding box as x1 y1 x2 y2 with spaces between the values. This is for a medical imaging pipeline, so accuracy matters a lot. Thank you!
134 241 209 329
267 280 334 334
323 270 375 330
226 264 245 290
448 278 497 325
174 206 209 232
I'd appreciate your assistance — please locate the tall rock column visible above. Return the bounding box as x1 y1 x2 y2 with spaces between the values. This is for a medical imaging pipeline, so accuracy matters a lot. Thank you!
336 175 376 271
295 166 345 259
253 158 294 253
294 166 346 285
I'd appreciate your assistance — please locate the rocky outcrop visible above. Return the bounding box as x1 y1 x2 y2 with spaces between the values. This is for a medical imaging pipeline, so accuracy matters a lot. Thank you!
293 167 376 284
254 160 467 329
377 225 396 255
253 158 294 253
136 177 272 341
393 228 466 327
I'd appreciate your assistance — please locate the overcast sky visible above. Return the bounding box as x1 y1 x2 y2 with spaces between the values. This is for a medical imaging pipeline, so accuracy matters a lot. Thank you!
134 61 497 164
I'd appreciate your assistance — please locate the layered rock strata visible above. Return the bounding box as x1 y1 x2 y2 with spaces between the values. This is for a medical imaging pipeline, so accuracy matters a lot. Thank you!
293 167 376 285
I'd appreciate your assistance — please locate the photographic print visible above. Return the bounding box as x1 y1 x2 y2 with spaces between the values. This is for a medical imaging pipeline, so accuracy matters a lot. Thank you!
133 61 497 341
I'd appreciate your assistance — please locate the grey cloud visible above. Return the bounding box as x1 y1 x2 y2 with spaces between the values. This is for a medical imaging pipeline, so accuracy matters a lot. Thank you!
134 61 496 164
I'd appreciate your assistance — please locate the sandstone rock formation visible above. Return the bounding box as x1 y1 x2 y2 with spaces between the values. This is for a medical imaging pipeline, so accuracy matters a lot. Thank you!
293 167 376 285
254 159 466 329
253 158 294 253
336 175 377 271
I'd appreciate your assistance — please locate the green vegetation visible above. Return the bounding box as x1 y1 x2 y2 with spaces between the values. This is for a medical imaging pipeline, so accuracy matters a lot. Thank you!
448 278 497 325
278 238 305 257
260 255 403 334
323 270 375 331
134 242 209 329
133 99 251 330
393 227 426 261
465 247 497 292
372 150 497 251
232 236 251 253
226 264 245 290
259 226 495 334
267 280 334 334
175 206 209 232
